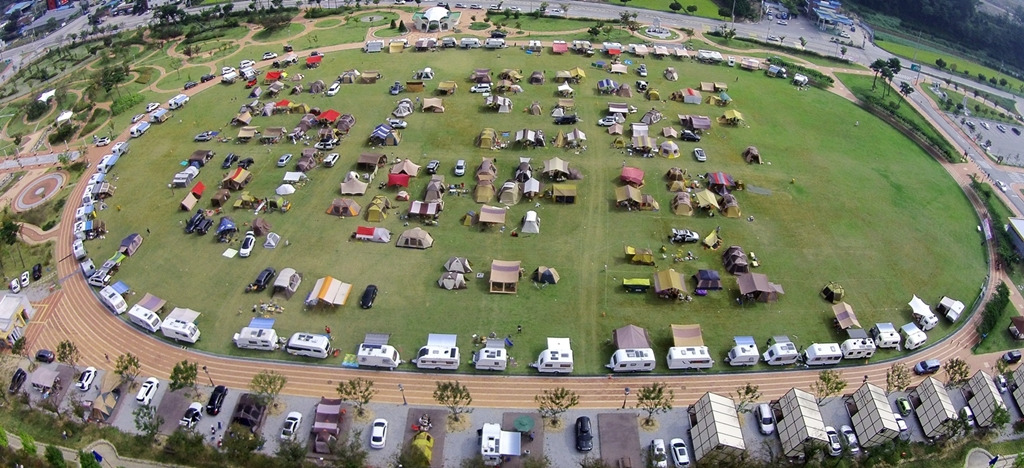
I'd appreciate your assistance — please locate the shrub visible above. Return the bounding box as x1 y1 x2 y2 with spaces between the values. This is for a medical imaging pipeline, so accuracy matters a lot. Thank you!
110 93 144 116
48 123 78 145
25 100 50 121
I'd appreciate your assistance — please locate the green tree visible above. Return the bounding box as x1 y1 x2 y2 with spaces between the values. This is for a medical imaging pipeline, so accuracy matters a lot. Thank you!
733 383 761 413
617 11 639 30
811 369 847 405
275 439 308 468
163 428 209 463
944 357 971 387
686 4 697 13
10 336 26 357
222 422 264 463
249 370 287 407
0 426 7 447
45 445 67 468
169 360 198 394
256 12 292 31
886 363 911 393
535 387 579 427
395 444 431 468
79 451 102 468
115 352 141 386
327 430 369 468
799 36 807 48
133 404 164 441
434 381 473 421
870 58 887 90
841 46 847 56
634 382 673 426
56 339 80 372
897 81 915 108
0 219 17 275
935 58 947 69
558 2 569 16
669 1 682 12
336 377 376 417
18 430 35 457
992 404 1011 429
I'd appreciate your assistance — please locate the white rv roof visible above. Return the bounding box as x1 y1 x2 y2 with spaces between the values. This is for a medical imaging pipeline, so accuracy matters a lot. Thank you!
127 303 155 318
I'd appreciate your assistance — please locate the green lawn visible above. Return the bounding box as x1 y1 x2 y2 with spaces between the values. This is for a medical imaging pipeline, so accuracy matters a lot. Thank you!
920 86 1016 125
293 12 397 47
874 36 1024 97
611 0 725 20
251 23 307 43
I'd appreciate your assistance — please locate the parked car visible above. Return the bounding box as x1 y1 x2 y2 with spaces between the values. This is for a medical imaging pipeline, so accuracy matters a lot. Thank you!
1004 350 1022 364
914 359 941 375
598 116 618 127
669 438 689 467
693 148 707 162
262 52 278 60
1013 127 1021 136
840 425 860 454
426 160 441 175
668 229 699 243
895 397 912 416
650 439 668 468
8 279 19 294
314 140 336 150
470 83 492 93
8 368 26 394
95 136 111 147
180 402 203 428
76 367 97 391
777 20 788 25
281 412 303 440
894 414 909 434
194 131 216 142
238 158 255 170
31 264 42 281
390 81 404 95
370 418 389 449
277 153 293 167
310 51 324 57
239 231 256 258
575 416 593 452
324 153 340 167
756 403 775 435
360 284 378 309
490 30 508 38
200 73 216 83
131 114 146 124
326 81 342 97
221 153 238 169
825 426 842 456
637 64 648 77
250 268 276 292
454 159 467 176
206 385 228 415
35 349 54 363
136 377 159 405
183 81 198 90
554 114 580 125
146 102 160 112
961 406 975 427
185 210 205 234
994 374 1008 393
981 122 991 130
196 218 214 236
284 44 294 52
680 130 701 142
997 124 1007 133
387 118 408 129
19 272 28 288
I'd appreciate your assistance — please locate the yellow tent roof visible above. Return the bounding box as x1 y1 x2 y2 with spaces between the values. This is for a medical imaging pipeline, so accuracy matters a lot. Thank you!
569 67 586 78
724 109 744 120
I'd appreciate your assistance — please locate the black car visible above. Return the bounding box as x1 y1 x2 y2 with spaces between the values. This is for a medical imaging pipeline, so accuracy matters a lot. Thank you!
283 44 294 52
195 218 214 235
185 210 205 234
490 30 508 38
681 130 701 142
360 284 378 309
206 385 228 415
249 267 277 292
35 349 55 363
575 416 594 452
221 153 238 169
9 368 26 394
200 73 216 83
31 263 42 281
554 114 579 125
426 160 441 174
1014 127 1022 136
238 158 255 169
184 81 198 90
1004 350 1022 364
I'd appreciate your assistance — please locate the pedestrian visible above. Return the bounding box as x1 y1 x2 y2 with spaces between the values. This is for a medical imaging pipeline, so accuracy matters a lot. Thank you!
218 421 222 430
517 325 522 334
863 375 869 382
62 430 67 440
211 425 216 435
325 325 331 334
104 353 109 362
146 228 151 234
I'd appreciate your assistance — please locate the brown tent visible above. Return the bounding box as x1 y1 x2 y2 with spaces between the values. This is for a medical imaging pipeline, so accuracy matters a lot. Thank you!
743 146 762 164
666 167 685 181
326 198 361 217
737 272 785 302
357 153 387 170
489 259 522 294
722 245 750 275
653 269 687 299
612 324 652 349
211 189 231 207
251 218 272 237
528 71 545 84
670 192 693 216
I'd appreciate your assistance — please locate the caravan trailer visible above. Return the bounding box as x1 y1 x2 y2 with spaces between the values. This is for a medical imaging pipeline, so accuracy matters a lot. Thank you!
840 329 876 359
803 343 843 366
97 285 127 315
72 239 87 261
909 295 938 331
161 317 201 344
530 337 574 374
937 296 965 322
900 323 927 350
607 348 656 372
167 93 190 110
285 333 332 358
233 327 280 351
129 121 151 138
666 346 714 370
870 323 900 349
127 304 161 333
414 333 461 370
726 336 759 366
762 336 799 366
356 333 403 370
473 342 508 371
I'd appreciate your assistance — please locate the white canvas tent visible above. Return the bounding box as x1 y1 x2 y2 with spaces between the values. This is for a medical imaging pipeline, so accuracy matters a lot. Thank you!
444 257 473 273
305 277 353 306
340 172 369 195
521 211 540 234
276 184 296 196
438 271 468 290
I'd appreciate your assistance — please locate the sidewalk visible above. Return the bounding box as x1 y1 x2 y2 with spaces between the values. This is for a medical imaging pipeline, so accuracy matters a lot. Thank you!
5 431 173 468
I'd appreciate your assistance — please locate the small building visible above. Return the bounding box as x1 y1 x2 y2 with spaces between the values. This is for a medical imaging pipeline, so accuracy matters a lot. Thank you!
1011 365 1024 414
0 295 35 348
773 388 827 459
412 6 460 32
1005 218 1024 258
688 392 745 464
963 370 1005 427
844 383 899 448
912 377 958 439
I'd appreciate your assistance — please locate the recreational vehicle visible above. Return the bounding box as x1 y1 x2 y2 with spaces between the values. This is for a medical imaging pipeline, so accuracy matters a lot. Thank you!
441 37 457 48
167 93 190 110
414 333 461 370
870 322 900 349
840 330 877 359
530 337 574 374
72 239 87 261
936 296 965 322
607 348 656 372
762 336 799 366
725 336 759 366
129 121 151 138
97 285 127 315
233 327 280 351
161 317 201 344
150 108 169 123
285 333 332 358
900 322 927 350
241 68 257 81
803 343 843 366
484 38 506 49
356 333 403 370
909 295 938 331
666 346 714 370
111 141 130 157
460 38 482 49
127 304 161 333
222 71 239 84
79 258 96 278
480 423 522 466
473 343 508 371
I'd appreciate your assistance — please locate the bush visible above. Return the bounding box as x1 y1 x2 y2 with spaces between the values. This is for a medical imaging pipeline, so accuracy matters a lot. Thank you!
48 123 78 145
303 6 353 19
110 93 144 116
25 100 50 121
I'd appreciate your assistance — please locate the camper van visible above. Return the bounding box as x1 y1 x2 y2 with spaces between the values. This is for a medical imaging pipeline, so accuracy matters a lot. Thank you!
161 316 200 343
909 295 938 331
841 335 877 359
356 333 403 370
530 337 574 374
285 333 332 359
460 38 482 49
150 108 169 123
241 68 257 81
441 37 457 48
80 258 96 278
98 285 127 315
762 336 799 366
803 343 843 366
233 327 280 351
129 121 151 138
900 323 927 350
167 93 190 110
72 239 87 261
88 269 112 288
127 304 161 333
937 296 964 322
111 141 130 157
870 323 900 349
484 38 506 49
414 334 461 370
666 346 714 370
472 344 508 371
222 71 239 84
96 154 117 173
607 348 656 372
726 336 759 366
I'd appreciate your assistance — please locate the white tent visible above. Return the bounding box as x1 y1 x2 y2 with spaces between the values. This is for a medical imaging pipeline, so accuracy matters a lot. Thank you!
283 172 308 183
264 232 280 248
438 271 468 290
521 211 540 234
355 226 392 243
276 184 296 196
557 82 574 96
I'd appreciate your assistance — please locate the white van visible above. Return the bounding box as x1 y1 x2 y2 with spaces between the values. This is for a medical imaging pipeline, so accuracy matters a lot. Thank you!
285 333 332 359
460 38 482 49
111 141 130 157
98 285 127 315
530 337 574 374
323 153 340 167
472 343 508 371
129 121 151 138
167 93 190 110
606 348 656 372
88 269 112 288
762 336 800 366
233 327 280 351
726 336 759 366
127 304 161 333
356 333 403 370
484 38 506 49
222 71 239 84
414 333 460 370
803 343 843 366
72 239 87 261
666 346 714 370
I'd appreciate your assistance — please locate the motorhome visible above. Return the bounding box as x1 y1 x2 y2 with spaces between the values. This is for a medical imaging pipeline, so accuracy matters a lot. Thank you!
222 71 239 83
414 333 461 370
666 346 714 370
607 348 656 372
460 38 482 49
127 304 161 333
530 337 574 374
900 322 927 350
167 93 190 110
97 285 127 315
762 336 799 366
840 329 877 359
936 296 965 322
803 343 843 366
480 423 522 466
72 239 87 261
129 121 151 138
111 141 129 157
233 327 280 351
473 342 508 371
441 37 457 48
870 322 900 349
96 154 118 173
909 295 938 331
484 38 506 49
150 108 169 123
161 312 201 344
356 333 403 370
726 336 759 366
285 333 332 358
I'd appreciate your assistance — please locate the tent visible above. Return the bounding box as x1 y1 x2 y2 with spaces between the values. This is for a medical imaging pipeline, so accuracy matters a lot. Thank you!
667 180 690 192
340 172 369 195
437 81 458 94
276 184 296 196
615 185 642 208
354 226 392 243
662 126 680 139
640 109 663 125
608 123 624 135
671 192 693 216
743 146 762 164
118 233 143 256
533 266 560 284
666 167 686 181
833 302 860 329
477 128 498 149
497 181 521 205
396 227 434 249
514 159 533 182
251 218 272 237
326 198 361 217
438 271 468 290
273 268 302 299
357 153 387 170
659 141 680 158
737 272 785 302
471 69 491 83
444 257 473 273
612 324 651 349
476 158 497 181
366 196 391 222
551 184 577 203
616 83 633 97
475 181 496 203
694 189 720 210
720 109 745 125
566 128 586 147
478 205 507 225
821 282 845 304
529 71 545 84
693 270 722 290
609 63 628 74
489 259 523 294
422 98 445 113
387 173 410 188
598 78 619 93
528 101 542 115
706 172 736 194
216 217 237 239
625 246 655 265
720 193 740 218
620 167 645 188
722 246 749 275
211 189 231 207
653 269 688 299
304 276 353 306
264 232 280 248
664 67 679 81
222 168 253 191
521 211 540 234
543 158 570 180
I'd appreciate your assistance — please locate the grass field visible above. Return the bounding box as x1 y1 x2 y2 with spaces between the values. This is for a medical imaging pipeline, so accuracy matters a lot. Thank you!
874 36 1024 98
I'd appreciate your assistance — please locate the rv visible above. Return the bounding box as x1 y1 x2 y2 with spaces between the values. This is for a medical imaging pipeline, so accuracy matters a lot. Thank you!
167 93 190 110
441 37 457 48
530 337 574 374
414 67 435 80
111 141 129 157
285 333 332 359
364 40 384 53
480 423 522 466
161 317 201 344
129 121 151 138
840 331 877 359
725 336 759 366
233 327 280 351
356 333 403 370
150 108 169 123
607 348 656 372
484 38 506 49
97 285 127 315
96 154 117 173
414 333 460 370
762 336 799 366
909 295 938 331
472 343 508 371
937 296 965 322
72 239 87 261
241 68 257 81
870 322 900 349
803 343 843 366
900 322 927 350
666 346 714 370
460 38 482 49
222 71 239 83
80 258 96 278
127 304 161 333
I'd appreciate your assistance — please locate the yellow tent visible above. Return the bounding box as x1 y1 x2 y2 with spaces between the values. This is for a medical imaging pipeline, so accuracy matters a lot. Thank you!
569 66 586 80
693 189 720 209
411 431 434 462
703 230 722 249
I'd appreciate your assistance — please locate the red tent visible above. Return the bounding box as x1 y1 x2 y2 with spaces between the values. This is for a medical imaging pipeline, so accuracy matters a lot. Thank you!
552 42 568 54
320 109 341 123
264 71 282 83
306 56 323 67
191 181 205 198
275 99 291 107
387 173 410 187
620 166 645 187
607 46 621 55
707 172 734 186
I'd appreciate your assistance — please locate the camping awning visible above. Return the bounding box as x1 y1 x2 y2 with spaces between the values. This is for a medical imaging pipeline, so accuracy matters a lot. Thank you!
137 293 165 311
832 302 860 329
110 281 131 295
31 368 59 389
672 324 704 347
167 307 201 323
613 324 651 349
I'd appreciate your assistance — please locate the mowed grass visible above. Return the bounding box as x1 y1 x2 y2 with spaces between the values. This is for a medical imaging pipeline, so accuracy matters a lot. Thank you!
874 37 1024 95
86 47 986 374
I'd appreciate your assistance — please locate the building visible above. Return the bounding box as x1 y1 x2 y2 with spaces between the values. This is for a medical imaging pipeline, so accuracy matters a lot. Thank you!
411 6 460 32
844 383 899 448
773 388 827 459
0 294 35 348
688 392 745 464
1006 218 1024 258
963 370 1005 427
911 377 958 439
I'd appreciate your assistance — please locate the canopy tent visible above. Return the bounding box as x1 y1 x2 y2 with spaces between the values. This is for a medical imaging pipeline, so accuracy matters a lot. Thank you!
671 324 705 347
653 269 688 299
340 172 369 195
694 189 720 210
557 82 574 96
737 272 785 302
396 227 434 249
909 295 932 319
304 276 353 306
615 185 642 208
551 184 577 203
478 205 507 225
532 266 560 284
422 98 445 112
276 184 296 196
489 259 522 294
543 157 569 179
832 302 860 329
272 267 302 299
620 167 645 188
693 269 722 290
612 324 651 349
387 173 410 188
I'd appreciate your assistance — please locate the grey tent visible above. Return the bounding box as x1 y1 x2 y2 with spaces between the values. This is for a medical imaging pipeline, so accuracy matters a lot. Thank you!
693 270 722 290
612 324 651 349
396 227 434 249
437 271 468 290
272 267 302 299
444 257 473 273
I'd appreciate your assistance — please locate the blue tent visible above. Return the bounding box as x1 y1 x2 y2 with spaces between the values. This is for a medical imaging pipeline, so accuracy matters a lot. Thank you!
216 217 237 236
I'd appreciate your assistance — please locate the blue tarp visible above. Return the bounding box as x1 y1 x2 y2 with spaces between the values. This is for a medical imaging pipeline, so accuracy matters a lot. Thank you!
111 281 130 294
248 318 275 329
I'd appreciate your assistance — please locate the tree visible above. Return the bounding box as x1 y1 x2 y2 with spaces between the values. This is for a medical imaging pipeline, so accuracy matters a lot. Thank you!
275 439 308 468
535 387 579 426
799 36 807 48
669 1 681 11
222 423 264 463
169 360 198 394
79 451 102 468
886 363 911 393
115 353 141 386
56 339 80 372
944 357 970 387
249 370 287 407
10 337 26 357
133 404 164 441
558 3 569 16
18 431 35 457
255 12 292 31
992 404 1011 429
811 369 846 405
617 11 639 31
634 382 673 426
935 57 947 69
686 4 697 13
327 430 369 468
45 445 67 468
336 377 376 417
840 46 847 56
733 383 761 413
880 67 895 97
434 380 473 421
1000 78 1009 87
870 58 887 90
587 23 602 38
897 81 915 108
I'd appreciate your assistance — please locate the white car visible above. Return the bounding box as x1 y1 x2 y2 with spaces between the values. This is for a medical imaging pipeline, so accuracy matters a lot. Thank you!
370 418 388 449
548 7 562 13
221 67 237 76
777 20 788 25
387 119 408 129
825 426 842 456
262 52 278 60
239 60 256 69
961 406 975 427
239 231 256 258
180 402 203 428
508 5 521 11
470 83 492 93
454 2 466 7
95 136 111 147
281 411 303 440
76 367 97 391
145 102 160 113
981 122 991 130
136 377 159 405
454 159 467 176
470 3 482 8
131 114 145 124
669 438 689 467
326 82 341 97
840 425 860 454
19 271 29 288
650 439 668 468
9 279 20 294
693 148 707 162
894 414 908 433
277 153 293 167
598 116 618 127
839 31 850 38
756 403 775 435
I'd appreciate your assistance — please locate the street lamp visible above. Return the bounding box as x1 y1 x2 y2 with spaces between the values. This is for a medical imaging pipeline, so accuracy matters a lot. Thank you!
622 387 631 409
399 384 407 405
202 365 214 386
